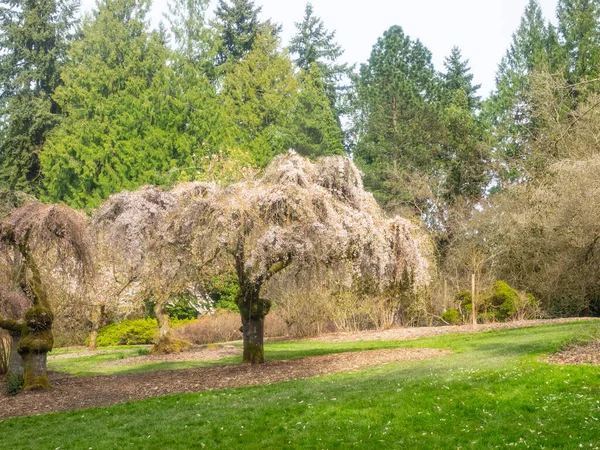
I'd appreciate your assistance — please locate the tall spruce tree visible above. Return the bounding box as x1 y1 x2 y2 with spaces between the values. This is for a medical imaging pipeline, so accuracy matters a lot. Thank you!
485 0 551 185
442 47 481 110
289 65 345 158
353 25 444 214
557 0 600 84
213 0 280 67
440 48 488 203
0 0 79 193
288 3 348 121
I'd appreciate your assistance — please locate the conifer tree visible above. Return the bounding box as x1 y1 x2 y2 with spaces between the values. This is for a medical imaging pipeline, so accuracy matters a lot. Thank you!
557 0 600 84
40 0 217 208
442 47 481 110
289 2 348 121
485 0 551 185
220 32 298 167
213 0 280 67
0 0 79 193
289 66 345 158
353 25 443 213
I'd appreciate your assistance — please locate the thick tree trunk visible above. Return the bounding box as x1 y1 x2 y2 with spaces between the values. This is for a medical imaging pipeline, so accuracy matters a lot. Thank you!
238 286 271 365
17 307 54 390
241 314 265 364
88 304 105 351
8 331 24 379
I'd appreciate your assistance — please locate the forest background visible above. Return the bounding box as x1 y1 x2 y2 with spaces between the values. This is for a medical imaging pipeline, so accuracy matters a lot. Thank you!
2 0 600 342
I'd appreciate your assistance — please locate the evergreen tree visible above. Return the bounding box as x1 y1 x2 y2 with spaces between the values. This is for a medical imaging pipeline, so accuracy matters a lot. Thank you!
0 0 79 193
440 48 488 203
353 25 444 213
289 65 345 158
213 0 280 67
557 0 600 84
220 32 298 167
485 0 551 185
40 0 222 208
288 3 348 120
442 47 481 110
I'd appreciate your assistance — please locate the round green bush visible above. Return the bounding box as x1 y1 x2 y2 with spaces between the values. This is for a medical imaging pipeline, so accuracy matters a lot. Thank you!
441 308 461 325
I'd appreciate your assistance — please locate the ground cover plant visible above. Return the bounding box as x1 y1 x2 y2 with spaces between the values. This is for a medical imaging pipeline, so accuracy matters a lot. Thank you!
1 320 599 449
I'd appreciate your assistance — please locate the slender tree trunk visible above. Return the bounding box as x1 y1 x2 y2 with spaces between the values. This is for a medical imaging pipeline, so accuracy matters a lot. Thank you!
237 285 271 365
8 331 24 378
154 296 171 339
88 304 105 351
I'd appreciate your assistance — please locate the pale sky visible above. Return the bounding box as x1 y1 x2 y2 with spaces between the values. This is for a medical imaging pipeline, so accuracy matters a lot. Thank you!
80 0 560 97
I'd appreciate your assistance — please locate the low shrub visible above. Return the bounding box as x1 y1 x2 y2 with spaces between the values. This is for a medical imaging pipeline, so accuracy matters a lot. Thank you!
91 319 158 347
150 335 191 354
5 373 23 395
441 308 461 325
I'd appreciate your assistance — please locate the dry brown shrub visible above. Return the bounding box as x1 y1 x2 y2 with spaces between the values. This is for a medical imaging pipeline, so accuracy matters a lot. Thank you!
173 310 289 345
174 311 242 345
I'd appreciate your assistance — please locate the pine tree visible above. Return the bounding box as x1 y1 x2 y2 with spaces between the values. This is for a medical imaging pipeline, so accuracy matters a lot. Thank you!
0 0 79 193
557 0 600 84
213 0 280 67
288 2 348 120
442 47 481 110
353 25 444 213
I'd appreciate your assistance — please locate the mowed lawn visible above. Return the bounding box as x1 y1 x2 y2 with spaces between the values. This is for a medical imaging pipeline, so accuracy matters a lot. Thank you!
1 321 600 449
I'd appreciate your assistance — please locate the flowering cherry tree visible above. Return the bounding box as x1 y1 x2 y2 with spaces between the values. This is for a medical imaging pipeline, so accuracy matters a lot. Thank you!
0 203 92 389
151 152 432 364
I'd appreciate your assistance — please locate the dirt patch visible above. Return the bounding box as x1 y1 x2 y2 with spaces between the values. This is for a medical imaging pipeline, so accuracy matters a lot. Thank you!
310 318 597 343
0 348 449 419
98 345 242 368
547 339 600 366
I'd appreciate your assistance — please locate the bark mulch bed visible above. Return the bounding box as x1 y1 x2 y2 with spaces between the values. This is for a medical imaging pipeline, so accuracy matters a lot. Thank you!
97 345 242 368
546 339 600 366
0 348 449 419
311 318 597 343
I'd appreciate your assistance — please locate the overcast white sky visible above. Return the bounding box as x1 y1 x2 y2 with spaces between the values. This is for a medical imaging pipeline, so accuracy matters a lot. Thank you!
80 0 560 97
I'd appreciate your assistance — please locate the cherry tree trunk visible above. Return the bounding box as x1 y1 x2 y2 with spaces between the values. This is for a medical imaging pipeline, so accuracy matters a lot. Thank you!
154 299 171 339
8 331 24 378
238 287 271 365
88 304 105 351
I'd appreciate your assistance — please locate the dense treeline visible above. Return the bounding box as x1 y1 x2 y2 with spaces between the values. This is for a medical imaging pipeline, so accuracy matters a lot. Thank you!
2 0 600 323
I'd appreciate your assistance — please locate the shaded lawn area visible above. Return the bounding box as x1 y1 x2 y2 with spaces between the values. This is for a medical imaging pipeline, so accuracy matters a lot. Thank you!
2 320 600 449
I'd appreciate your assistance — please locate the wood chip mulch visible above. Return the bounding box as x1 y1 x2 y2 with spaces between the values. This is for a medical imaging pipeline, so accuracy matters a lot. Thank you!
546 339 600 366
0 348 450 419
97 345 242 368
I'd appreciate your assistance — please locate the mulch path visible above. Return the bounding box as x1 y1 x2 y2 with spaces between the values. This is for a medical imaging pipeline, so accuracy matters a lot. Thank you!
0 348 449 419
311 318 597 343
546 339 600 366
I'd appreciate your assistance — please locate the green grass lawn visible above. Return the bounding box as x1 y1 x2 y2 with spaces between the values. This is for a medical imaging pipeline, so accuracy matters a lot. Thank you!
3 320 600 449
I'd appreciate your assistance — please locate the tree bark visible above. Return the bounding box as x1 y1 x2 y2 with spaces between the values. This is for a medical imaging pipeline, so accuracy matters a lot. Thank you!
8 331 24 378
237 286 271 365
154 296 171 339
88 304 105 351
